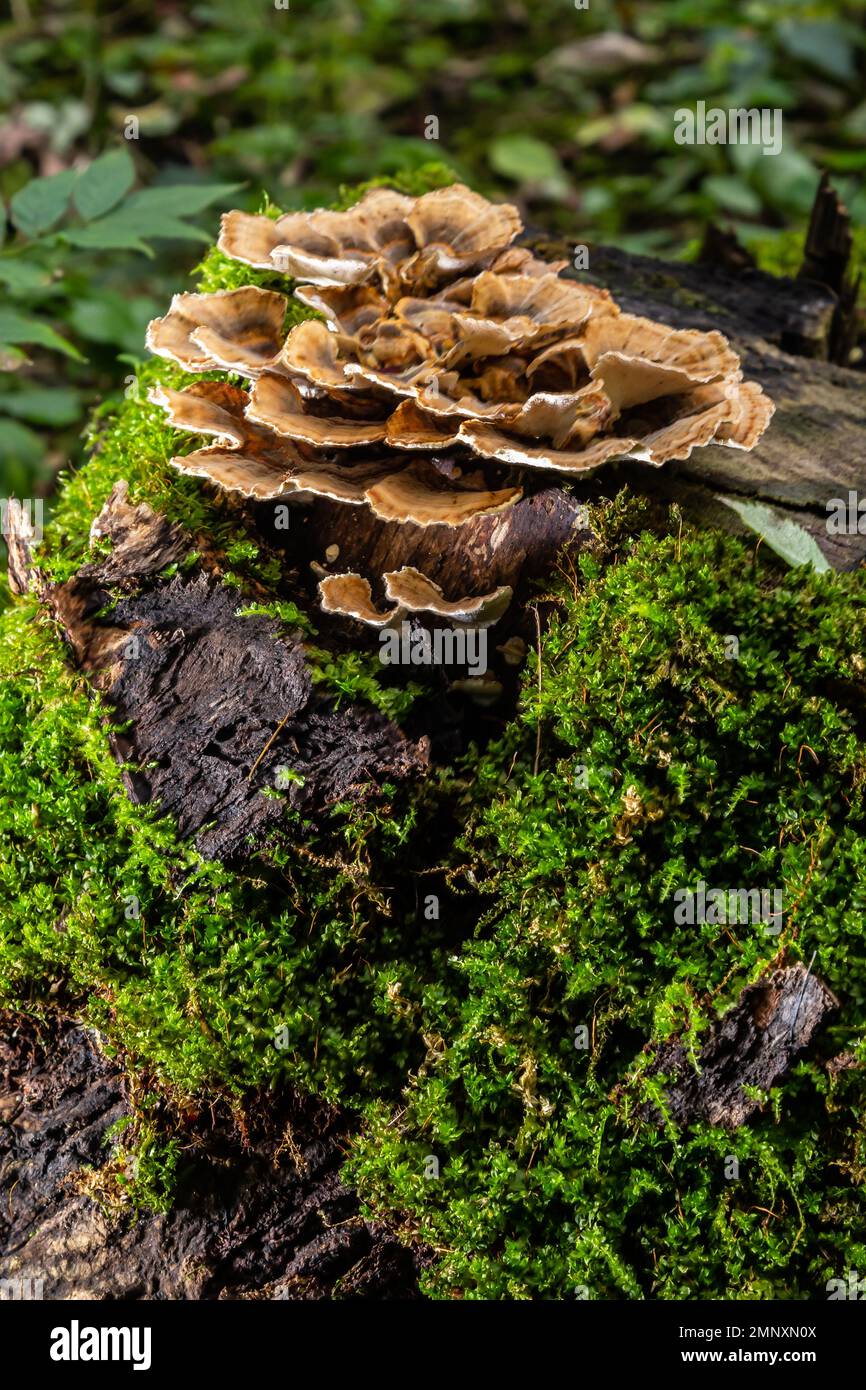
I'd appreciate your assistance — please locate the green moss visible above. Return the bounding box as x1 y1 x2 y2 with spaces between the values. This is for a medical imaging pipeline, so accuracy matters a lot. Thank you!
742 226 807 281
670 285 726 316
41 355 268 586
84 1105 183 1219
306 644 425 722
0 581 457 1124
330 162 459 209
350 503 866 1299
236 597 319 639
5 500 866 1286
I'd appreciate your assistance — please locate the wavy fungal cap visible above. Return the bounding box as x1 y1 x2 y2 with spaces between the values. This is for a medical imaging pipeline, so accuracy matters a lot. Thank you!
148 183 774 627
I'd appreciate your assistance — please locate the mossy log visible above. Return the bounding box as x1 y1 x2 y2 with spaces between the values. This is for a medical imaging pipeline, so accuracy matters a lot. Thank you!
3 177 863 1301
8 483 429 861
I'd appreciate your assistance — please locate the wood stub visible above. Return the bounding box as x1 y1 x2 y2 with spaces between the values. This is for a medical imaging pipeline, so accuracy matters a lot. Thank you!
626 961 839 1129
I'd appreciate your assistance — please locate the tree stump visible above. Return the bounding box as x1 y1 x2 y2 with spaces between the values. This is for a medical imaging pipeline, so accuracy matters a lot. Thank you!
3 177 863 1300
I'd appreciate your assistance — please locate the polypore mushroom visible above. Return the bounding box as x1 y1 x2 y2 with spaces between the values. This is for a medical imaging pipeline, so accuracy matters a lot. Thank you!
148 380 307 498
383 567 512 627
218 188 417 283
247 372 390 448
319 573 403 627
147 181 774 629
148 379 521 522
319 567 511 629
146 287 288 376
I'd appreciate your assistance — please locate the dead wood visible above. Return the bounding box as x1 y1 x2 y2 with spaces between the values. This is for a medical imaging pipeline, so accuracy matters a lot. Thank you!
7 482 429 861
629 961 839 1129
0 1013 424 1300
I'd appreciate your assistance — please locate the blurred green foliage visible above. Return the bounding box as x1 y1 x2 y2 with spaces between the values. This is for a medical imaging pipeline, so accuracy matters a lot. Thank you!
1 0 864 521
5 0 864 237
0 146 239 503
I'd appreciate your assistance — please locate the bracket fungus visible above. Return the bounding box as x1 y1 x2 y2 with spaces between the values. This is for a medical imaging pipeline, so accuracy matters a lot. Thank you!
148 182 774 629
319 567 512 630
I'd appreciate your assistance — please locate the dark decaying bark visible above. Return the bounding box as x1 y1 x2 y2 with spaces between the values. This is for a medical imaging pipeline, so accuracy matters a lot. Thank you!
110 575 430 859
0 1014 425 1299
629 961 839 1129
8 482 429 861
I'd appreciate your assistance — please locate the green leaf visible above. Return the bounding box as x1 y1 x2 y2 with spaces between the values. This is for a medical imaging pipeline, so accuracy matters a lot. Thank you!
64 206 217 253
0 417 44 466
72 148 136 221
0 309 85 361
10 169 77 237
2 387 83 426
777 20 856 83
121 182 242 219
577 104 666 147
0 257 51 293
843 101 866 142
136 216 213 243
756 147 821 218
67 177 230 253
68 293 158 351
62 218 152 254
702 175 761 218
717 496 831 572
0 345 29 371
488 135 565 188
0 201 6 248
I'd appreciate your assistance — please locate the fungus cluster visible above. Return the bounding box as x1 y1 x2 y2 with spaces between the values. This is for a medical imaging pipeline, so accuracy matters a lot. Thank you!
146 183 773 626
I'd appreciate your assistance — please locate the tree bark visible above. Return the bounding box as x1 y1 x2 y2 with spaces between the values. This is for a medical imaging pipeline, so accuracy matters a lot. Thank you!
0 1013 425 1300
